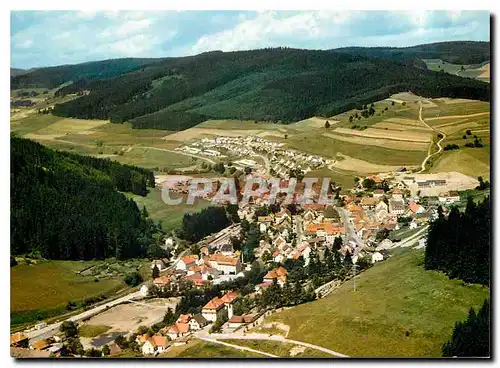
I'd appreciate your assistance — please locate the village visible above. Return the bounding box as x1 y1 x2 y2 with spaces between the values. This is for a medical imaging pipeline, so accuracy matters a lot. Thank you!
11 145 479 358
177 136 331 178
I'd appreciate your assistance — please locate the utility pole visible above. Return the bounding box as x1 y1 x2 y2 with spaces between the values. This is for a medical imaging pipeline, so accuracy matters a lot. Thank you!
352 263 358 292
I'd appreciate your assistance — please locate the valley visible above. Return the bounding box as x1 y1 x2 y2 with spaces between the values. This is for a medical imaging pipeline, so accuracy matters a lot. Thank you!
10 38 491 359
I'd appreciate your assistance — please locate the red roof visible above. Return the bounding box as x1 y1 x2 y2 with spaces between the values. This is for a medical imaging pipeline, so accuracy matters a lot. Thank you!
220 290 238 304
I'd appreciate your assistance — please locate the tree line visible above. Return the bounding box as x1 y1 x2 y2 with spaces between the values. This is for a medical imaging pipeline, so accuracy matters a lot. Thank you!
424 197 490 285
48 48 490 130
11 137 161 260
442 298 490 357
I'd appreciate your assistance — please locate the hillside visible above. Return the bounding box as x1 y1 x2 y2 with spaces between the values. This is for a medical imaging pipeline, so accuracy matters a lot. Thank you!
43 47 490 131
334 41 490 65
11 67 28 77
11 57 166 90
264 248 489 357
11 137 159 260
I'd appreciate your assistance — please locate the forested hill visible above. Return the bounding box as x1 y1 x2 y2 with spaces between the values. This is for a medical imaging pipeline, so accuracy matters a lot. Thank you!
11 57 166 90
46 47 490 131
333 41 490 65
11 137 159 260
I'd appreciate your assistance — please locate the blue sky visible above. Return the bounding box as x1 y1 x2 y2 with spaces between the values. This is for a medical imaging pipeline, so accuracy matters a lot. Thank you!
11 10 490 69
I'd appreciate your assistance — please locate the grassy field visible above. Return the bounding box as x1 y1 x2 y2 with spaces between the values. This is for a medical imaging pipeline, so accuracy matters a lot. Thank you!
10 259 149 328
159 339 264 358
79 324 111 338
220 339 333 358
124 188 213 232
429 148 490 179
114 147 199 170
264 249 489 357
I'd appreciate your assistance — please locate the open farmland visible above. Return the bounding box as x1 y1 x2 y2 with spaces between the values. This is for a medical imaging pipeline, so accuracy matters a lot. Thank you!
263 249 489 357
124 188 213 232
332 127 431 143
10 259 150 328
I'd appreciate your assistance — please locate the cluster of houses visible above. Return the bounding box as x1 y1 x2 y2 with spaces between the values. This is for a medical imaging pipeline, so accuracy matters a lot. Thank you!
135 289 259 356
253 205 348 267
177 135 331 179
10 331 71 358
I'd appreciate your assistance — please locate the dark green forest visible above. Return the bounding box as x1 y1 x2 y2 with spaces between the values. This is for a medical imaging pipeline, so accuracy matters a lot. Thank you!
424 197 490 285
180 206 232 243
11 57 165 90
11 137 160 260
334 41 490 65
43 46 490 130
442 299 490 357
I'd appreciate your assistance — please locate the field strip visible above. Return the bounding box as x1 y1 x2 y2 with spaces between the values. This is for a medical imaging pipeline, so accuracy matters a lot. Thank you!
164 128 264 141
425 112 490 121
432 118 470 128
383 118 423 127
330 153 401 174
323 132 427 151
440 122 480 135
372 122 434 132
333 127 431 142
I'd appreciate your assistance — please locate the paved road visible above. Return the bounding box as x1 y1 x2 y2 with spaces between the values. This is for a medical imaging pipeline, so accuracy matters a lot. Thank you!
26 290 143 342
26 249 187 343
206 332 349 358
393 225 429 248
339 207 364 252
417 102 447 174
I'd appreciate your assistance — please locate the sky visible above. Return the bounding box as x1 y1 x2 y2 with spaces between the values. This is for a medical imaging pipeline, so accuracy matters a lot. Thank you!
10 10 490 69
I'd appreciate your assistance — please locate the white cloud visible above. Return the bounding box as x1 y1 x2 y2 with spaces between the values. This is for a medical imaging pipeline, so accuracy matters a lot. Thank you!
17 39 33 49
191 11 357 53
100 19 153 38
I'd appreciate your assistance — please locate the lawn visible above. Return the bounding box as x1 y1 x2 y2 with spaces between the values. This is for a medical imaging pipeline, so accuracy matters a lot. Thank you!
79 324 111 338
10 259 149 328
265 249 489 357
159 339 264 358
124 187 214 233
220 339 333 358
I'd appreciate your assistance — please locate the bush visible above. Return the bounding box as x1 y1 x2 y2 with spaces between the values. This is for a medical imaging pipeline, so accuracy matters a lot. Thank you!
124 272 143 287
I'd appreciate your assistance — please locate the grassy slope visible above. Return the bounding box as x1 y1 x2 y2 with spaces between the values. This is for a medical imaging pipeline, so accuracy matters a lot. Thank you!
266 249 489 357
124 188 213 233
220 339 333 358
159 339 264 358
10 259 149 327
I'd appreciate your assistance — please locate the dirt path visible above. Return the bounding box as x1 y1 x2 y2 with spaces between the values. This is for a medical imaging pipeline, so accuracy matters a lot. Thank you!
196 336 277 357
207 333 348 358
417 103 446 174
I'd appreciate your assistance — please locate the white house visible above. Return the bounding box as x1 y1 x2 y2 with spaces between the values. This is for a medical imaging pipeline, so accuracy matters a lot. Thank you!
140 284 149 297
188 314 209 331
205 254 241 275
151 259 168 271
438 191 461 204
389 199 405 216
176 255 200 271
141 336 169 355
371 252 384 263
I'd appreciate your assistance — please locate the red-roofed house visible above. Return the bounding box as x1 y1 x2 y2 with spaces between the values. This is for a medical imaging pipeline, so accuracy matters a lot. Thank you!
408 201 425 215
176 255 199 271
263 266 288 286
